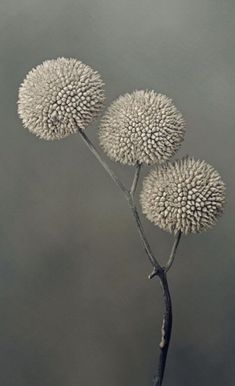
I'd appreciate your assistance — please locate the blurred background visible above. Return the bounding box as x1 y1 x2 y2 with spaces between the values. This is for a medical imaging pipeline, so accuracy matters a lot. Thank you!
0 0 234 385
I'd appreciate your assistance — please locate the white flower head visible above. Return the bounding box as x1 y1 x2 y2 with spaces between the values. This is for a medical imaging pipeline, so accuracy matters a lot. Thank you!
18 57 105 140
140 157 225 234
99 90 185 165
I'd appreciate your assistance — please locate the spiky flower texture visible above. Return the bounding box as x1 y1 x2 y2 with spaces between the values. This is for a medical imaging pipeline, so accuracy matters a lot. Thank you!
17 56 226 386
140 158 225 234
99 90 185 165
18 58 105 140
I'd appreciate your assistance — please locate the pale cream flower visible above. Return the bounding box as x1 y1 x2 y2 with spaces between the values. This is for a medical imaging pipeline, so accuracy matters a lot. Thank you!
140 157 225 234
18 57 105 140
99 90 185 165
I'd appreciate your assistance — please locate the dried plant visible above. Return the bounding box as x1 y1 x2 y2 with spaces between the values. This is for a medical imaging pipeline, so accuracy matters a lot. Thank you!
18 57 226 386
18 58 105 140
140 157 225 234
99 90 185 165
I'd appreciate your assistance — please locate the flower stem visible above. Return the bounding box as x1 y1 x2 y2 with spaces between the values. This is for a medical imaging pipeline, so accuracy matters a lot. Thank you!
78 127 161 271
152 271 172 386
130 162 141 196
77 127 181 386
165 231 182 272
78 127 129 200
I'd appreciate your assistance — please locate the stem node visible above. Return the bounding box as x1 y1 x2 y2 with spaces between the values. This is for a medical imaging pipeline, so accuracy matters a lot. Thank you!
148 267 163 280
77 127 182 386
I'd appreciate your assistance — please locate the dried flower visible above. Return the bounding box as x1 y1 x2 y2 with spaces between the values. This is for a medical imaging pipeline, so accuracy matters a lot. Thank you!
140 157 225 234
18 57 105 140
99 90 185 165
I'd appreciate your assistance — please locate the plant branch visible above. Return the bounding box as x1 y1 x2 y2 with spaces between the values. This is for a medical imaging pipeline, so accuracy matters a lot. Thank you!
152 271 172 386
78 127 161 271
130 162 141 196
165 231 182 272
129 163 162 271
78 127 129 200
128 197 162 271
128 163 172 386
77 127 179 386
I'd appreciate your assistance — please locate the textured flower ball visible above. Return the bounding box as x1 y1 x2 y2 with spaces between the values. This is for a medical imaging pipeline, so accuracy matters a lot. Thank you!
99 90 185 165
18 57 105 140
140 157 225 234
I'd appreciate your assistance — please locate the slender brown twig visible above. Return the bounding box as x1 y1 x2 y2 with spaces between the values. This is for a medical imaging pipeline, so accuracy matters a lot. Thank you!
77 127 181 386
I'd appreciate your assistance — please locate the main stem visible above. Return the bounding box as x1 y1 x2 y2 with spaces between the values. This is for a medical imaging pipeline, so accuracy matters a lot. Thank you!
153 271 172 386
78 127 180 386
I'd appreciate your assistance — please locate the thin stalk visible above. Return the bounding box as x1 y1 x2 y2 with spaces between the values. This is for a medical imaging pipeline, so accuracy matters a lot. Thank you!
130 162 141 196
78 127 129 200
165 231 182 272
78 128 161 271
77 127 181 386
153 271 172 386
128 196 162 271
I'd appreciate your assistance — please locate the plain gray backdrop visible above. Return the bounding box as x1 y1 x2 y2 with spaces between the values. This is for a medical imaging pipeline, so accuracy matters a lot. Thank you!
0 0 234 385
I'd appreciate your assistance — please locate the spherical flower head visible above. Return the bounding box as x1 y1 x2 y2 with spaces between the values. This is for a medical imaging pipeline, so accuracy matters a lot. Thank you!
18 57 105 140
140 157 225 234
99 90 185 165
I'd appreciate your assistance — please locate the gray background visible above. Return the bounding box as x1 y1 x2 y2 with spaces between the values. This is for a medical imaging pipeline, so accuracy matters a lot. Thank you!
0 0 234 385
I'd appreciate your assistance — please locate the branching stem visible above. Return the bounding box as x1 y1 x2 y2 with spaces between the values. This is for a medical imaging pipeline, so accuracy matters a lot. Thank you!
78 128 161 271
77 127 181 386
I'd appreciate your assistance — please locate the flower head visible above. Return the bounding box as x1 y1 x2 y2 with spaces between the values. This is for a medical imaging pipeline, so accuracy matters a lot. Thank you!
140 157 225 234
18 57 105 140
99 90 185 165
